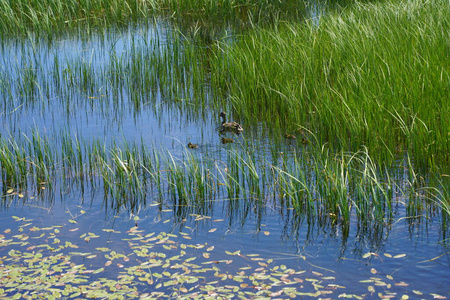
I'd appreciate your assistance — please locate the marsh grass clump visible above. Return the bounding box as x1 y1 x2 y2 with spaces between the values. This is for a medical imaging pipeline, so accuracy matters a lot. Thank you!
0 0 157 35
0 0 311 36
1 131 447 228
211 0 450 169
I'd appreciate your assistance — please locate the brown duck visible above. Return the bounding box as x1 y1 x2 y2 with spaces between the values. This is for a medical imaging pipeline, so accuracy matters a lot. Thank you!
221 137 234 144
187 142 198 149
284 133 296 140
219 112 243 132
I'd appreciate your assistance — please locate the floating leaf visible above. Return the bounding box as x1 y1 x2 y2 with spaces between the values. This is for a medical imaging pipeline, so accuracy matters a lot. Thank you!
312 271 323 276
430 294 446 299
393 254 406 259
93 268 104 274
395 282 409 287
208 228 217 233
96 247 110 252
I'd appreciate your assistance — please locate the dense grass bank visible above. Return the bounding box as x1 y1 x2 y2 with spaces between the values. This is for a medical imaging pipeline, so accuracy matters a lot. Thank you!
211 0 449 170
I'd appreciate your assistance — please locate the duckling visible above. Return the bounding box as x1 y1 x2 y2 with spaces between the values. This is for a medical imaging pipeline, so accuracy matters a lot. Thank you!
187 142 198 149
221 137 234 144
284 133 296 140
219 112 244 132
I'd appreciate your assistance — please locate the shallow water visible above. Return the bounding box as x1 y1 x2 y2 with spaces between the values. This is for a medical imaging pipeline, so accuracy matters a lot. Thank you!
0 20 449 298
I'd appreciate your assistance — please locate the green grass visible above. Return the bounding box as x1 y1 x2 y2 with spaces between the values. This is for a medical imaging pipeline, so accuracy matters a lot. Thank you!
0 0 448 229
210 0 449 170
0 0 156 35
0 131 447 227
3 0 446 172
0 0 311 36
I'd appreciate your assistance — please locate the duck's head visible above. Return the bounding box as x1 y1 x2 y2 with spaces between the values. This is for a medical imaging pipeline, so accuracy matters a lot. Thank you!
219 111 226 118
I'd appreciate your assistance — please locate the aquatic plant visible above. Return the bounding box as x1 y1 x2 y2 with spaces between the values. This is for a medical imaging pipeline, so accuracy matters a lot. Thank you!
0 0 156 35
0 0 312 36
0 213 435 299
211 0 450 170
0 131 447 227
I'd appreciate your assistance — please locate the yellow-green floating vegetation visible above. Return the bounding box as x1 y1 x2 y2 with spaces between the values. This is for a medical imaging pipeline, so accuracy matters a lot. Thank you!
0 214 438 299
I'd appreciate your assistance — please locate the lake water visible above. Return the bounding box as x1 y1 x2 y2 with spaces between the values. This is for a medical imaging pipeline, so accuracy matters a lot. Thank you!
0 20 448 298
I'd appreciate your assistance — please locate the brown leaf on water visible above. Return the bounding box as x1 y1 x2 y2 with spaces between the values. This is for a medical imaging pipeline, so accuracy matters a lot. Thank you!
263 231 270 236
270 290 283 297
395 282 409 287
431 294 446 299
208 228 217 233
370 268 377 274
312 271 323 276
258 262 268 267
393 254 406 259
